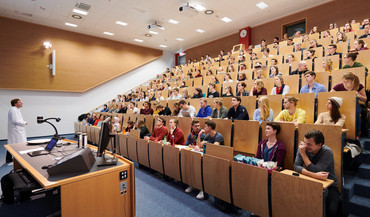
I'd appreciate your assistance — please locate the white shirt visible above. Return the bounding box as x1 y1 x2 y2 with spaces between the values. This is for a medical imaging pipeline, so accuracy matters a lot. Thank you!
223 79 234 83
8 107 27 144
271 85 290 95
178 105 197 117
173 94 183 100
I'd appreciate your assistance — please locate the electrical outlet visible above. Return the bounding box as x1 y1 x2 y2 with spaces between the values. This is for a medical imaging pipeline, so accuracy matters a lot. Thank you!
119 170 127 180
120 181 127 195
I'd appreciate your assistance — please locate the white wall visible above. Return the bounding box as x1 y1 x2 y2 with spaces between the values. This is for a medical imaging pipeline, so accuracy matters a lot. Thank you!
0 51 175 140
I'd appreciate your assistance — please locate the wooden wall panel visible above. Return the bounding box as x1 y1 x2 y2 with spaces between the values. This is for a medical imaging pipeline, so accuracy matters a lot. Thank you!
0 17 162 92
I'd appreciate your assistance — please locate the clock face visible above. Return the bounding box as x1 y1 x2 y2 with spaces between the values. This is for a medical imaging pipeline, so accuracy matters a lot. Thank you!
240 29 247 38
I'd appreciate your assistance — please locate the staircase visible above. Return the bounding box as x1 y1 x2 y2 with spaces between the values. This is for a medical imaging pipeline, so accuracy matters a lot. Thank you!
343 138 370 217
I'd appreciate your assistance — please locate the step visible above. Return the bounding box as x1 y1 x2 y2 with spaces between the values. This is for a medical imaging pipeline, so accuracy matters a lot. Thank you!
354 178 370 198
348 195 370 216
343 182 355 202
358 164 370 179
361 153 370 164
348 214 360 217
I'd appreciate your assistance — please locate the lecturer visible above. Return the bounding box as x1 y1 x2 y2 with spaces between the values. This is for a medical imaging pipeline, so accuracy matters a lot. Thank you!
6 98 28 162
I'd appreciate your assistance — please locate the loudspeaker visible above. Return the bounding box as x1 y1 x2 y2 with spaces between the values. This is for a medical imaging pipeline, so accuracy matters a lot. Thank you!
47 148 96 176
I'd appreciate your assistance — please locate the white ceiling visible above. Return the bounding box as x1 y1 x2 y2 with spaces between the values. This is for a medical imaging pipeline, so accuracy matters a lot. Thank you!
0 0 332 52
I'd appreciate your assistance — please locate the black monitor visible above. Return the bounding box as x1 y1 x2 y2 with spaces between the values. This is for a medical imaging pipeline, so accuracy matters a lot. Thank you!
97 117 117 166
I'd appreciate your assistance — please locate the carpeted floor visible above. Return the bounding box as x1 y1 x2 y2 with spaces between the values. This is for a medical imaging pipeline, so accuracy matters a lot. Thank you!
0 135 250 217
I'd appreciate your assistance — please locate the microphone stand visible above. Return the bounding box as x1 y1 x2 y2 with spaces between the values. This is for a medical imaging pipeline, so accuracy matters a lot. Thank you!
39 117 63 140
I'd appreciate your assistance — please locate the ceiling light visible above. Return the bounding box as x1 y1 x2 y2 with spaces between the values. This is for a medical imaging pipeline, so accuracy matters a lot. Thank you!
204 10 214 15
196 29 205 33
160 45 167 48
176 38 184 41
116 21 128 26
72 8 88 16
149 31 158 35
193 4 206 12
65 22 78 27
256 2 269 9
72 14 82 19
134 39 143 42
168 19 179 24
145 34 152 37
221 17 232 23
103 32 114 36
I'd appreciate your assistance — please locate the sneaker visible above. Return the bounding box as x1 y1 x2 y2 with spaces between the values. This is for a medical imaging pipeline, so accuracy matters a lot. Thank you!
196 191 204 200
185 186 193 193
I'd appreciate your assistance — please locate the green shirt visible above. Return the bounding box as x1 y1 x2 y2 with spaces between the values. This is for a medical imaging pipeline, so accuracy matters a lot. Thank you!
342 62 368 72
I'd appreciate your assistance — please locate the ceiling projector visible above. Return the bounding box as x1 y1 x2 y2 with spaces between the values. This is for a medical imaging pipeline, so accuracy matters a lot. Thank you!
147 22 164 31
179 4 198 17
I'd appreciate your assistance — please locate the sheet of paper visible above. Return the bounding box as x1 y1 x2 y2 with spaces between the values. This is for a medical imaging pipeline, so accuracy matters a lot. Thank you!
19 147 44 154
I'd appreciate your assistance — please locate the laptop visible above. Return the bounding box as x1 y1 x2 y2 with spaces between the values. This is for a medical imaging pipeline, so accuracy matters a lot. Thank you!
28 137 58 157
181 111 191 117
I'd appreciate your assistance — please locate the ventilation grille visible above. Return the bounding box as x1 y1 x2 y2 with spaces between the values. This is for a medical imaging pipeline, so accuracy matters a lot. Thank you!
74 2 91 11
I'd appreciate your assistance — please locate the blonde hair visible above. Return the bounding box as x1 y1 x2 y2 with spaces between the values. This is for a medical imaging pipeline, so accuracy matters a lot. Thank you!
213 98 223 106
259 96 271 121
343 72 360 90
324 59 333 71
255 79 265 90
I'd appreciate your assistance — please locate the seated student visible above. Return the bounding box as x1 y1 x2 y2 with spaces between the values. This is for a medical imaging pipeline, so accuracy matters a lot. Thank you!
309 39 322 48
275 96 306 127
326 44 342 58
358 23 370 39
270 58 278 66
210 98 228 119
239 63 247 71
118 103 127 113
101 104 109 112
145 92 156 101
342 52 368 72
167 90 174 100
253 96 274 123
300 71 327 97
89 113 97 125
207 83 220 98
196 99 213 118
350 39 369 52
195 69 203 78
129 102 140 114
290 61 308 75
226 65 235 73
304 49 316 60
112 117 122 132
178 100 197 117
166 119 185 145
294 42 306 52
206 69 214 76
250 79 268 97
156 91 165 101
271 75 289 95
180 81 187 88
144 117 168 142
172 88 183 100
331 72 367 136
109 104 117 113
262 48 274 59
221 86 234 97
96 115 106 127
286 54 295 65
322 59 333 73
86 113 93 125
157 104 172 116
294 130 340 217
226 96 249 120
256 122 287 167
315 97 346 127
211 76 220 84
360 18 369 29
336 31 347 44
182 89 190 99
124 121 135 134
192 88 204 98
223 73 234 83
196 120 225 148
269 66 282 77
172 102 180 116
238 72 247 81
344 22 354 33
140 101 154 115
236 82 249 96
94 113 101 126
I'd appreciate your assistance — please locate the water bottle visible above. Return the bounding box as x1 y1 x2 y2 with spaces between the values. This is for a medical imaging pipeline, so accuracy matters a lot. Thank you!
163 135 167 144
334 23 337 28
203 142 207 154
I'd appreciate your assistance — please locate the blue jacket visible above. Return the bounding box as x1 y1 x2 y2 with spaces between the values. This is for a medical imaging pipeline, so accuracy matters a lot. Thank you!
196 105 212 118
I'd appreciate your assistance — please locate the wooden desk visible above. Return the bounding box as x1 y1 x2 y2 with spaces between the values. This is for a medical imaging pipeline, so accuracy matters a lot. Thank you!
5 143 135 217
280 169 334 189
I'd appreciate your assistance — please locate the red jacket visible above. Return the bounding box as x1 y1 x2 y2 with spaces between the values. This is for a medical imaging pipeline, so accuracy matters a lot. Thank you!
140 108 154 115
167 127 185 145
150 126 168 142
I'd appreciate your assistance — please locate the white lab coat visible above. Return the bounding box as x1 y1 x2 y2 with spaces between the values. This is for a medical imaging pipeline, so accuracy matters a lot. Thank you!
7 107 27 144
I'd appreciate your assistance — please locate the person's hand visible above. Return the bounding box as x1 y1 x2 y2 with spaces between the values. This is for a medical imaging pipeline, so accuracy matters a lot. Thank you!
144 136 150 141
292 119 298 127
193 145 200 151
315 172 329 180
298 141 306 155
25 122 28 125
199 129 206 136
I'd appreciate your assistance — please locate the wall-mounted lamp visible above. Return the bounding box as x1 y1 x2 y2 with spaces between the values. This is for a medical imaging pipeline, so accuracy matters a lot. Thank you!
44 41 56 76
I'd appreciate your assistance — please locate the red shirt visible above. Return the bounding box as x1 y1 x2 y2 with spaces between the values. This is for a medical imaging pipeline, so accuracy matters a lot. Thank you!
167 127 185 145
94 119 101 126
140 107 154 115
150 126 168 142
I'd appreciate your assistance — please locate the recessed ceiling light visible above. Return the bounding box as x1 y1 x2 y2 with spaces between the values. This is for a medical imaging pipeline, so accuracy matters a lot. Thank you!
176 38 184 41
160 45 167 48
149 30 158 35
72 14 82 19
145 33 152 37
134 39 144 42
193 4 206 12
72 8 88 16
65 22 78 27
116 21 128 26
256 2 269 9
196 29 205 33
221 17 232 23
204 10 214 15
103 32 114 36
168 19 179 24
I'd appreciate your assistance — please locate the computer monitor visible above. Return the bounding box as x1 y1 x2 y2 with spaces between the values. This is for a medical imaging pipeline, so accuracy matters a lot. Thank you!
97 117 118 166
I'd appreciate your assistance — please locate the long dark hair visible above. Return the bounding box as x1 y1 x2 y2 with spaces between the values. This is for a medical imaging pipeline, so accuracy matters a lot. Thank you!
329 99 341 124
173 102 179 116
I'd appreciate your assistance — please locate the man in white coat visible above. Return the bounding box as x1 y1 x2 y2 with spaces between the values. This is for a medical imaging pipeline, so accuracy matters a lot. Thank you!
6 98 28 162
